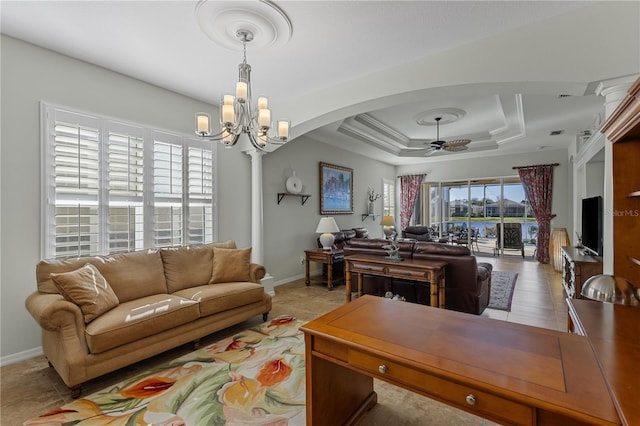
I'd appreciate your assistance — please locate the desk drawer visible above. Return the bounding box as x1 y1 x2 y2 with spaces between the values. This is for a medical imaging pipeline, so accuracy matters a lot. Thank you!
350 262 386 274
386 266 429 280
348 349 533 426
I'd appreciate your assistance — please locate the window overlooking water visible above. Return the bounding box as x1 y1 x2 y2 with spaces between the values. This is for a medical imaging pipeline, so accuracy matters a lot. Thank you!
417 177 537 258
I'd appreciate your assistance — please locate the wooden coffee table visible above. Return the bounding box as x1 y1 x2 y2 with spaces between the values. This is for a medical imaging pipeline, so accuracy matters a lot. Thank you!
301 295 619 426
344 254 446 307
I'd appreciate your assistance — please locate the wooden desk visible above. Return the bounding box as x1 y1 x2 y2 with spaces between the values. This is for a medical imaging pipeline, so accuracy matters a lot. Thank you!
301 295 619 426
344 254 446 308
305 248 343 290
567 299 640 426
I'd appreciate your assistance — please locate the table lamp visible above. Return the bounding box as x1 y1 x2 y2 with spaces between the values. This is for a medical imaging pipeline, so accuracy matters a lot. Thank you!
380 215 396 239
316 217 340 250
581 274 640 306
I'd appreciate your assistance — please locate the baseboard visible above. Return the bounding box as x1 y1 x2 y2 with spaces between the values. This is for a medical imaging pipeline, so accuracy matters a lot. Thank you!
1 346 43 367
273 273 305 289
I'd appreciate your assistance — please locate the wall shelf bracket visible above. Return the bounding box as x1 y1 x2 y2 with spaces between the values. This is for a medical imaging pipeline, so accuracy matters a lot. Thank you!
361 213 380 222
277 193 310 205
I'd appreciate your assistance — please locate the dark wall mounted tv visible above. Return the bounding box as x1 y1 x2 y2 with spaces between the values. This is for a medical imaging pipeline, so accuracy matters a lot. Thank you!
581 196 603 256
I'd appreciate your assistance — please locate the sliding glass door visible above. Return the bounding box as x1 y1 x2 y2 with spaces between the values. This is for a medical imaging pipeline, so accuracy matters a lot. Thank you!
418 177 537 258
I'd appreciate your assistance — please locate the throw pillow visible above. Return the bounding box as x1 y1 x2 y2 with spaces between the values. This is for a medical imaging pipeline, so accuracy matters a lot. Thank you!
210 247 252 284
51 263 120 323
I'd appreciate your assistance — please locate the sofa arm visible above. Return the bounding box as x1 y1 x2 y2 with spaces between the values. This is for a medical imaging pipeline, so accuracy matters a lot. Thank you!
477 262 493 281
249 263 266 283
25 292 85 332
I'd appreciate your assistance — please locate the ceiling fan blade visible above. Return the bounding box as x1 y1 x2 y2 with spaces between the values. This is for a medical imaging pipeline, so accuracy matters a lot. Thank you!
443 145 469 152
444 139 471 148
424 147 438 156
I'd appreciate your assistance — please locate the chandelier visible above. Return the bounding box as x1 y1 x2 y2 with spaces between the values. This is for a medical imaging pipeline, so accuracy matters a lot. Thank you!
195 29 290 150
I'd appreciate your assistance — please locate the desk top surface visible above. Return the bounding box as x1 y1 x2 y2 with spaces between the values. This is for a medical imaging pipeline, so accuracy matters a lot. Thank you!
302 295 619 425
568 299 640 426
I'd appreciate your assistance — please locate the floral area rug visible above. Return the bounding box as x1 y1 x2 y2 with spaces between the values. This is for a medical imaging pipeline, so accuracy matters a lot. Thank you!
488 271 519 311
25 316 306 425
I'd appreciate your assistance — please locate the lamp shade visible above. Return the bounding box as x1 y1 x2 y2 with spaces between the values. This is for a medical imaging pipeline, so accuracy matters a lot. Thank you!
316 217 340 250
550 227 570 272
380 215 396 226
581 275 640 306
316 217 339 234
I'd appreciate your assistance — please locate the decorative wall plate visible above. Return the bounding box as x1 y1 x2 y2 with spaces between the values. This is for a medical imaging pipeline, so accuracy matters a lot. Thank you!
286 171 302 194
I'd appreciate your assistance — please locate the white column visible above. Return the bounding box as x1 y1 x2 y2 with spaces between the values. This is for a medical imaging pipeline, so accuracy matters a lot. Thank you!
244 148 275 295
245 149 265 264
596 76 637 274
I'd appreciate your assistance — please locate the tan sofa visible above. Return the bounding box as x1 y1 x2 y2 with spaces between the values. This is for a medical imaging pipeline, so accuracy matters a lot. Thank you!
25 241 271 397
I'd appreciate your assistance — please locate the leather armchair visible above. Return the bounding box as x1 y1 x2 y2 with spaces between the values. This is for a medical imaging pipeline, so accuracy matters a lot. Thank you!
412 242 492 315
402 226 434 242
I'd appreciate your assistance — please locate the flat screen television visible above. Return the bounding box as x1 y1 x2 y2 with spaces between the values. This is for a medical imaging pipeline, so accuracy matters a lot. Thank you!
581 196 603 256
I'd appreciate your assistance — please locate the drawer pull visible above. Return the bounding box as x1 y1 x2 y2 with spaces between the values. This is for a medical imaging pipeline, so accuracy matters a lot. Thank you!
466 394 476 406
378 364 388 374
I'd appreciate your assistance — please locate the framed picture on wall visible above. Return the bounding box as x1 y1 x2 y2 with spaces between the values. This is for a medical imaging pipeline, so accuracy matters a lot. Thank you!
319 162 353 215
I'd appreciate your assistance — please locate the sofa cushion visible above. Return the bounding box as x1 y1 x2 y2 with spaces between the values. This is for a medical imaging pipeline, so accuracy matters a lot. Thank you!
210 247 252 284
85 294 199 354
37 256 101 295
92 250 168 303
174 282 265 317
51 263 119 323
161 245 213 293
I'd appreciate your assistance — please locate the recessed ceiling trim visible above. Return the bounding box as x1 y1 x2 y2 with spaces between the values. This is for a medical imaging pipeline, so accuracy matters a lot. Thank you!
492 94 526 145
354 114 409 145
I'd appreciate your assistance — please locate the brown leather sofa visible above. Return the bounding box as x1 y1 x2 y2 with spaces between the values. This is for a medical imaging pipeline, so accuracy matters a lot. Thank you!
343 238 492 315
412 242 492 315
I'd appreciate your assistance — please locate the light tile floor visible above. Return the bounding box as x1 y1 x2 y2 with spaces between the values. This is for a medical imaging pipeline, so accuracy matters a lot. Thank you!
1 256 567 425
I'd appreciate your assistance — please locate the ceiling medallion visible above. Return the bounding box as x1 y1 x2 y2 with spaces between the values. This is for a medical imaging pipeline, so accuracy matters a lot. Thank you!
415 108 467 126
194 0 293 51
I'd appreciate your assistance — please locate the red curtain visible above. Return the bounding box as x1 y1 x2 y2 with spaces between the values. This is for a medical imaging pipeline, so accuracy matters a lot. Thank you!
400 174 425 230
517 165 556 263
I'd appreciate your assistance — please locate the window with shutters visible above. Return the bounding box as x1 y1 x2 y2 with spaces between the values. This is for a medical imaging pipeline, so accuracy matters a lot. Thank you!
383 178 395 217
42 104 217 259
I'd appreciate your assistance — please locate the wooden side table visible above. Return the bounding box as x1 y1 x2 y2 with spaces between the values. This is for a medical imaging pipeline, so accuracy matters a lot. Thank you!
305 248 344 290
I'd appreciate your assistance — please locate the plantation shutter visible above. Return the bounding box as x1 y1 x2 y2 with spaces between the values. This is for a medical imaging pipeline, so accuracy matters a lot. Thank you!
107 123 145 253
43 104 217 258
187 143 214 244
47 109 101 258
153 133 184 247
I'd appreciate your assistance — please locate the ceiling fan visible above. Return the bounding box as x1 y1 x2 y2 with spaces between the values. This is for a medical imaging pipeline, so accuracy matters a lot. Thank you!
424 117 471 156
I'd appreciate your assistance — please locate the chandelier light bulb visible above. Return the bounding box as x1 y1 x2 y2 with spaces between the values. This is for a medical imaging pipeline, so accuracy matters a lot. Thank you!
195 113 211 136
257 97 268 110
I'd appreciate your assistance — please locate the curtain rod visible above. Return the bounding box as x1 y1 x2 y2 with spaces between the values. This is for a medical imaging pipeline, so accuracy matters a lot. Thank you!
396 172 429 178
512 163 559 170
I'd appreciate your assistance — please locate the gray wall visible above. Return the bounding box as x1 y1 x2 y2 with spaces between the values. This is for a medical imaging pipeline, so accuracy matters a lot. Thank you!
263 136 395 282
0 36 253 360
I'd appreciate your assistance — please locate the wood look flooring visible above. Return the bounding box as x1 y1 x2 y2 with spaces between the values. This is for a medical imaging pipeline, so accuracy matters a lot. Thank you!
1 255 567 425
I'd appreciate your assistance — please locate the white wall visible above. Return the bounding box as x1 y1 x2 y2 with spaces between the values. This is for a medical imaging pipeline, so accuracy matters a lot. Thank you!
262 136 395 282
0 36 252 361
585 160 605 199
